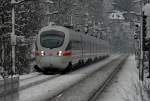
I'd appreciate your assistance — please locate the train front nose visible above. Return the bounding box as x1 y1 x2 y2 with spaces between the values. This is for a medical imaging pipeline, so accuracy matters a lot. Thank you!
37 56 53 68
36 29 68 69
36 51 68 70
34 50 52 68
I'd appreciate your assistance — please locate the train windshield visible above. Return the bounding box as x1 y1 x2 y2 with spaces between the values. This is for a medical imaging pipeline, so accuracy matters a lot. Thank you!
40 30 65 49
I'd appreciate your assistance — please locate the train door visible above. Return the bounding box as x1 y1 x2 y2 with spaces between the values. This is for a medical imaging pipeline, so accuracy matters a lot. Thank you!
80 35 84 60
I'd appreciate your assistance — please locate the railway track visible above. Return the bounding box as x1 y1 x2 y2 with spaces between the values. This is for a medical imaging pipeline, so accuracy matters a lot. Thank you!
19 74 60 91
88 55 127 101
0 55 126 101
0 73 60 97
49 55 128 101
20 72 41 81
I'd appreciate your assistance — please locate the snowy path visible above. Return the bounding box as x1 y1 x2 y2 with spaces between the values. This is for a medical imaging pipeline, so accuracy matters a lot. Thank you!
96 56 144 101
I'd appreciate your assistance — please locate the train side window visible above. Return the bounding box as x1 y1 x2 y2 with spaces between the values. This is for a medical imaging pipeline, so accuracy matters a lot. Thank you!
66 42 72 50
71 40 81 50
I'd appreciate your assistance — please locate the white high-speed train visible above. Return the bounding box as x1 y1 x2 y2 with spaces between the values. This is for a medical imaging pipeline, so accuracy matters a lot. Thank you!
34 25 110 73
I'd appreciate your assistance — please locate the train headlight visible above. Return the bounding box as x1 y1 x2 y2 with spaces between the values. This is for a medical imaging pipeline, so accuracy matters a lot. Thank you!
57 51 62 56
41 51 45 56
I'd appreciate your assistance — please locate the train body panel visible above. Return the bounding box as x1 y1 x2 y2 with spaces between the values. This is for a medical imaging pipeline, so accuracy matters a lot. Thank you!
34 25 110 72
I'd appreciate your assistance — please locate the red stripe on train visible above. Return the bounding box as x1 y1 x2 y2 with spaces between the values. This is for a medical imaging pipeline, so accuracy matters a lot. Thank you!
63 51 72 56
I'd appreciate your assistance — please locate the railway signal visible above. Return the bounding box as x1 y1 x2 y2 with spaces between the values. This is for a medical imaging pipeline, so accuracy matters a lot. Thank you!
142 13 149 51
134 24 141 39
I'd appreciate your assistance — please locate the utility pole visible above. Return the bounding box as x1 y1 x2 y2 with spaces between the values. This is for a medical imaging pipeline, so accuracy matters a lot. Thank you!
10 0 29 75
139 1 144 81
11 0 16 74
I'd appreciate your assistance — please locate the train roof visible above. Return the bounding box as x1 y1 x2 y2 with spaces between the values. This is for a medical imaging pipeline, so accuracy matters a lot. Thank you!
39 25 108 43
39 25 68 33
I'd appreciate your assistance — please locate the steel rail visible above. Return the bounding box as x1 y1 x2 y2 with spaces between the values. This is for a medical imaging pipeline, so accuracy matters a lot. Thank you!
88 56 128 101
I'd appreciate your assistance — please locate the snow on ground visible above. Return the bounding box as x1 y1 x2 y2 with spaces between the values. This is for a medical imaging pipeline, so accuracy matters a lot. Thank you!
17 55 120 101
96 55 149 101
50 55 124 101
0 55 120 101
